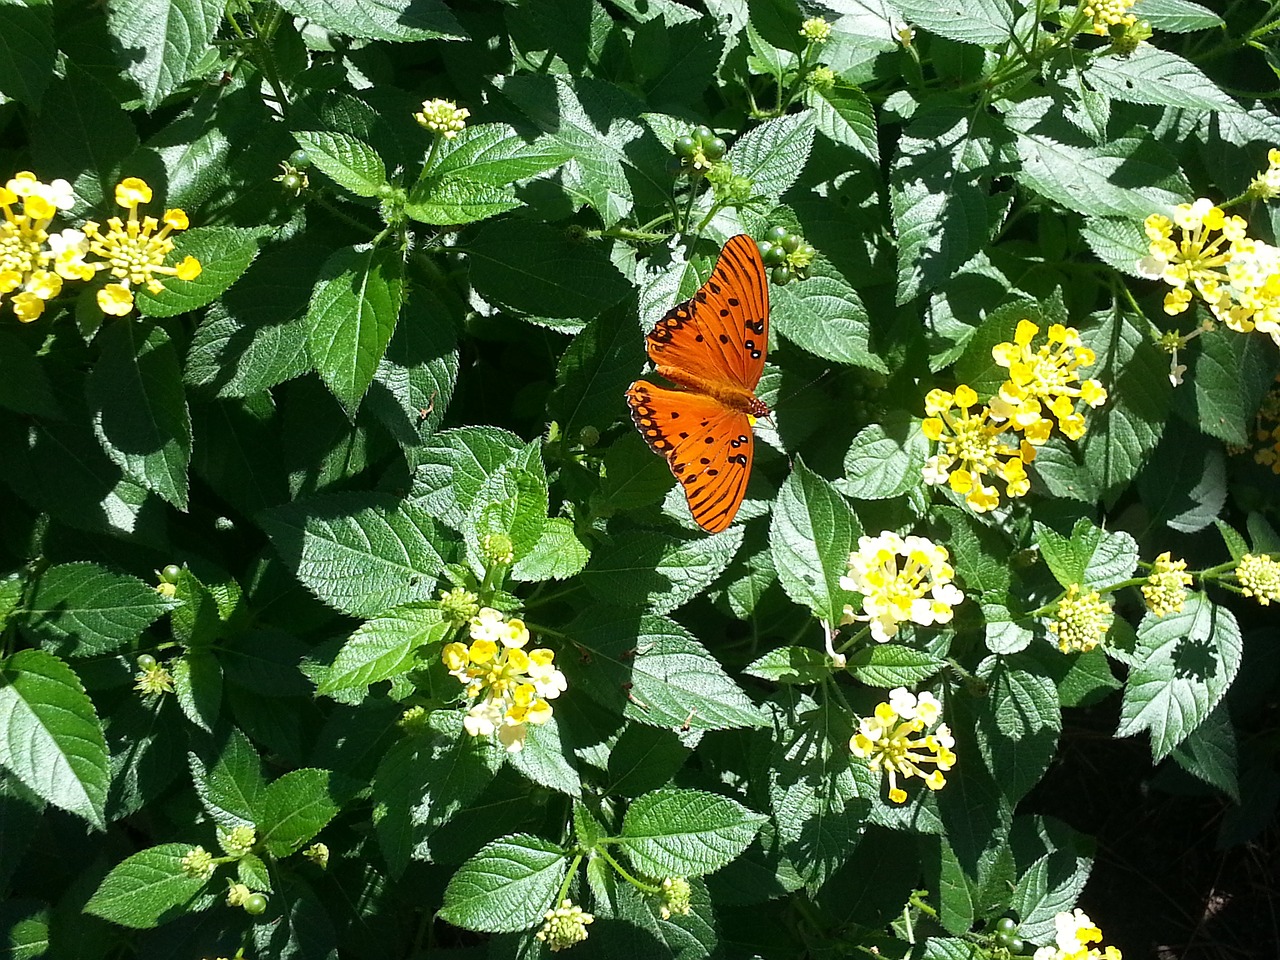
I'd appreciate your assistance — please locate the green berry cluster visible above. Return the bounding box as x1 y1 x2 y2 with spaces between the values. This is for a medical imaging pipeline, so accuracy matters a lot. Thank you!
989 916 1029 956
757 225 816 285
670 125 727 178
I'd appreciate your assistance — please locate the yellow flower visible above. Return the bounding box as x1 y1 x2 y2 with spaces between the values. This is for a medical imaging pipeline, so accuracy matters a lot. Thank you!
303 842 329 868
225 883 251 907
1082 0 1136 35
536 899 593 952
1235 553 1280 605
443 608 567 752
1032 908 1122 960
439 585 480 624
218 825 256 858
134 662 175 696
921 385 1035 512
0 171 78 322
850 688 955 804
799 17 832 43
414 98 470 139
1249 147 1280 201
1141 552 1192 617
179 845 216 880
839 532 964 643
658 877 691 920
81 177 201 316
989 321 1107 442
1047 584 1113 653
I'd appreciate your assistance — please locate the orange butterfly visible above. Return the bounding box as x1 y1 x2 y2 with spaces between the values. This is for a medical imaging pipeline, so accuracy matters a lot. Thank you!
626 234 770 533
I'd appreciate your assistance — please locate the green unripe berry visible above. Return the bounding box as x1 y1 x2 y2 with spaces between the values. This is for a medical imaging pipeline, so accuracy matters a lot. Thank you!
763 244 787 267
765 225 788 245
757 239 774 260
136 654 157 670
674 135 698 159
995 918 1018 936
280 174 303 193
693 125 714 144
161 564 182 583
1006 937 1024 955
288 149 311 169
704 137 727 161
771 265 793 285
781 233 801 253
244 893 268 916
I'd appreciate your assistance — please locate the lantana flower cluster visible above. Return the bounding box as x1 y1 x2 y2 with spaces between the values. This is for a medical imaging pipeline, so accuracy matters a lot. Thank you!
1139 198 1280 347
922 321 1106 512
1142 552 1193 617
0 173 201 321
442 607 567 753
1033 909 1122 960
840 532 964 643
1082 0 1136 36
850 687 956 804
1047 584 1113 654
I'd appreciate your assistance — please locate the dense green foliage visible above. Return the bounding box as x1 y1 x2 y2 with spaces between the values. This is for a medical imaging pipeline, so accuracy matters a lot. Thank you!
0 0 1278 957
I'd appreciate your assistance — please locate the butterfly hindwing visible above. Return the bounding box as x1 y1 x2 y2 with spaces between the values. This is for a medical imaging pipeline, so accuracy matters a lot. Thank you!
626 379 754 533
646 234 769 392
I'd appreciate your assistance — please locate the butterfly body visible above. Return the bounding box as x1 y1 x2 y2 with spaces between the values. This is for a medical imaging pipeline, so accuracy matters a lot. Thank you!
626 235 769 533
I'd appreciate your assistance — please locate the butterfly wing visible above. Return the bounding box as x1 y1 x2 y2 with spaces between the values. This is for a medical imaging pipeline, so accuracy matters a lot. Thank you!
646 234 769 392
626 379 754 533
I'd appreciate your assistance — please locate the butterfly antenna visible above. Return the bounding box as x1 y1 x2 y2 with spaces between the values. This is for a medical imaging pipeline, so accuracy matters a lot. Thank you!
772 367 833 408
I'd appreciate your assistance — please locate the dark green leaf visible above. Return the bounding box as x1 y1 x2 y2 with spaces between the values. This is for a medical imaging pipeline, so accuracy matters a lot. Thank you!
621 788 764 878
275 0 466 41
20 562 175 657
104 0 222 108
769 459 860 624
439 835 568 932
319 603 449 697
259 768 343 857
890 0 1014 45
134 226 259 318
0 0 54 107
85 843 215 928
292 130 387 198
581 527 742 614
841 413 930 499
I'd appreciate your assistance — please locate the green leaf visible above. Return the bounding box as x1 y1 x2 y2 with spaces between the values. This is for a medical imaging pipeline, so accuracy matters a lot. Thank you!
292 130 387 198
1188 324 1279 445
189 726 265 828
890 0 1014 44
104 0 222 108
805 83 878 159
466 220 633 321
275 0 466 41
726 112 815 203
0 0 54 107
509 717 581 798
1011 125 1190 219
1116 596 1242 761
1084 46 1237 113
405 177 522 225
511 518 590 582
439 835 568 933
0 650 108 829
259 492 450 618
1078 308 1170 500
564 609 763 730
411 426 525 530
744 646 832 685
1170 704 1238 800
1216 519 1249 562
259 768 343 857
620 788 764 878
892 103 1003 302
86 322 192 510
769 459 860 625
771 267 886 371
305 245 405 417
848 644 948 688
19 562 175 657
1135 0 1224 31
366 288 460 441
984 661 1061 739
171 652 222 733
372 712 502 876
0 899 48 960
135 226 259 318
467 440 548 569
319 603 449 697
0 328 58 419
1080 216 1151 278
85 843 215 928
581 528 742 614
1034 518 1137 590
841 413 930 499
605 725 691 797
547 307 646 439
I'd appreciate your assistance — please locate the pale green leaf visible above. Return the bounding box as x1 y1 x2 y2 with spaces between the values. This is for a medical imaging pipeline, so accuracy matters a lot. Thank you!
85 843 215 928
440 835 568 932
621 788 764 878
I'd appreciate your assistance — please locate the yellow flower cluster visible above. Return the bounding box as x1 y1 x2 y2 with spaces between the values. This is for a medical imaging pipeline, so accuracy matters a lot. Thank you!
1139 199 1280 347
658 877 691 920
922 322 1104 512
0 173 201 321
840 532 964 643
180 845 216 880
536 899 594 952
414 98 470 139
1048 584 1113 653
850 688 955 804
1082 0 1136 35
442 607 567 753
1249 148 1280 201
1033 909 1121 960
1141 552 1192 617
799 17 831 43
1234 553 1280 606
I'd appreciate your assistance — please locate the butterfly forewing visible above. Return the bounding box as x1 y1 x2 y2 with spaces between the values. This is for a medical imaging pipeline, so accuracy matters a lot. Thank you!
626 380 754 533
645 234 769 393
